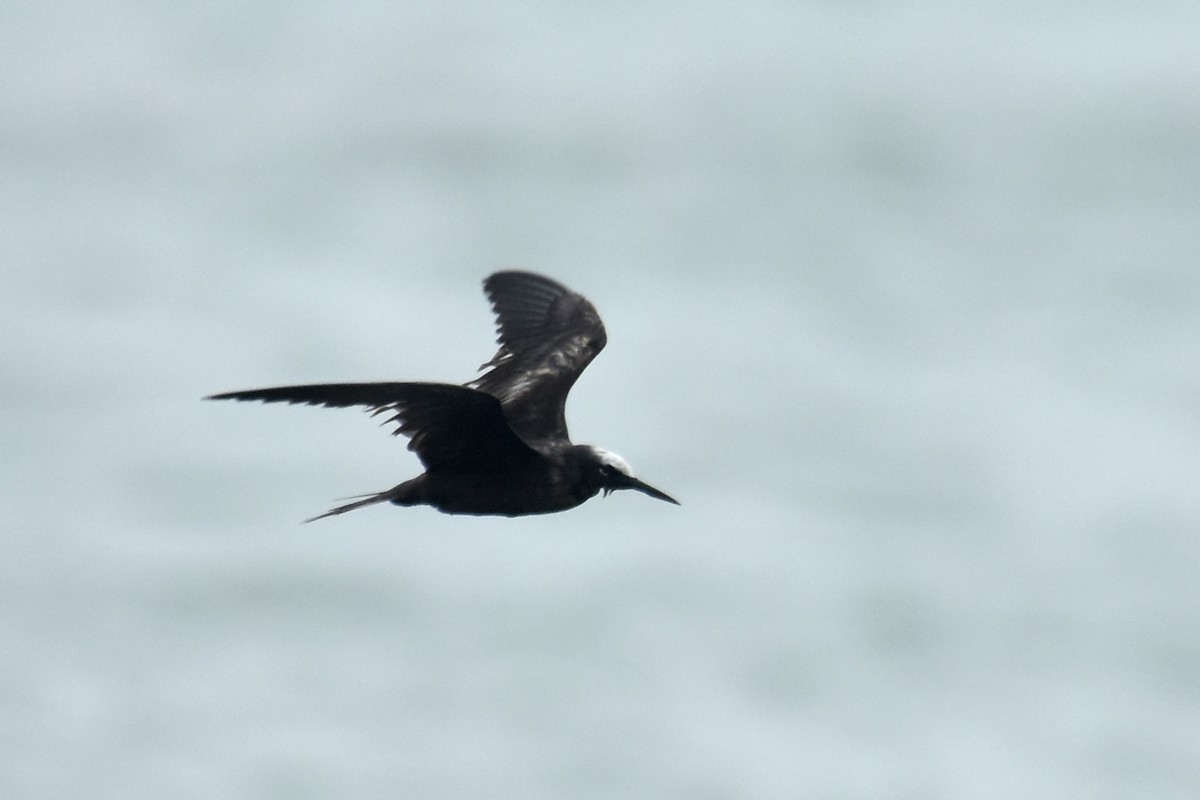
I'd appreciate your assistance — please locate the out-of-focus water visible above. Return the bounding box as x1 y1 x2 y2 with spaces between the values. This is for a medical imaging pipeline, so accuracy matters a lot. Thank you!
3 3 1199 798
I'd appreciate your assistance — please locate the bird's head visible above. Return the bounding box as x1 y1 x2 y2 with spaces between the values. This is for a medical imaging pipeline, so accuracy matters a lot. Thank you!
583 447 679 506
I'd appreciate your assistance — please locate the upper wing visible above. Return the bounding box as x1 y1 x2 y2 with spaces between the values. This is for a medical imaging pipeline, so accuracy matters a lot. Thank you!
206 382 540 470
468 271 606 444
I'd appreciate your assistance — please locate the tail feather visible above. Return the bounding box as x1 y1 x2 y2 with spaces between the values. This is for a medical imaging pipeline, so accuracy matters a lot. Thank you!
303 491 392 523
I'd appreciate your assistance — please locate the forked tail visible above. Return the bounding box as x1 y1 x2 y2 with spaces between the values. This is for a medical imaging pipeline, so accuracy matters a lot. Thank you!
304 492 392 523
303 478 421 523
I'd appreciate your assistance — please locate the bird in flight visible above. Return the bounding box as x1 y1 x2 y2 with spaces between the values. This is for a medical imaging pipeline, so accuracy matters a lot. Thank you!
207 271 679 521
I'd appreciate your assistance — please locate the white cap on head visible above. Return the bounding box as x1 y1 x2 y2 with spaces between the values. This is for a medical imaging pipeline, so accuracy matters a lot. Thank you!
590 447 634 476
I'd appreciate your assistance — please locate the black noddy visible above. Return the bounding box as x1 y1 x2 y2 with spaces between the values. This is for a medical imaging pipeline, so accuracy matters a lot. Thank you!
207 271 679 520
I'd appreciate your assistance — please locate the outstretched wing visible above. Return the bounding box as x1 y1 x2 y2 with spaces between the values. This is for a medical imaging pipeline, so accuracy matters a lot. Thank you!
206 382 540 470
468 271 606 444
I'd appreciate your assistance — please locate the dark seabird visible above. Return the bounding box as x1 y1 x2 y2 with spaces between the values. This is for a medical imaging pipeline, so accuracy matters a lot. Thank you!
207 271 679 521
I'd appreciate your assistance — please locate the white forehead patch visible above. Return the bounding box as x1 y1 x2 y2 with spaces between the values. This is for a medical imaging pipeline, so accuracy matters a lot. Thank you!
592 447 634 476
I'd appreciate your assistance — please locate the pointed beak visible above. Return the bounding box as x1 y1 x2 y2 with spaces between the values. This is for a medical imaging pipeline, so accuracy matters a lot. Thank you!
625 476 680 505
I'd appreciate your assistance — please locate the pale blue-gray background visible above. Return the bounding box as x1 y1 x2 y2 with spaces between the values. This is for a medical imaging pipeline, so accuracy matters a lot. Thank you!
3 2 1198 798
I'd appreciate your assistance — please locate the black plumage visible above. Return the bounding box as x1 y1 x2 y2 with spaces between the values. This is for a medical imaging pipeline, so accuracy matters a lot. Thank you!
207 271 678 520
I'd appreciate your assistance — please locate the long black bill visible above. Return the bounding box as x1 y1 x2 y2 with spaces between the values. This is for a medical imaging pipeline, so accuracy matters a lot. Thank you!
627 477 680 505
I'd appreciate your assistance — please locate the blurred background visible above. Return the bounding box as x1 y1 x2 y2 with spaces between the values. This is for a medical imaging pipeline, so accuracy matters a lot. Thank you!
3 2 1198 798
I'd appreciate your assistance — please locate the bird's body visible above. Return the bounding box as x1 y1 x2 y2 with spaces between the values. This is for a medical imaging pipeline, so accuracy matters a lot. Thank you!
348 442 614 518
207 271 677 520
